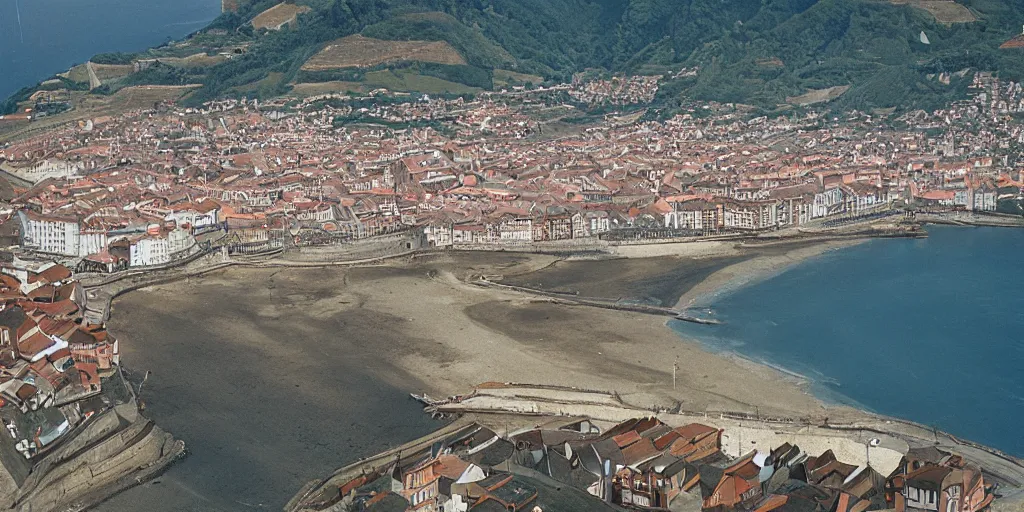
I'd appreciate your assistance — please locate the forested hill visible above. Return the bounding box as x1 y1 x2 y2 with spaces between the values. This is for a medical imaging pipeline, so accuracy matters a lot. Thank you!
9 0 1024 114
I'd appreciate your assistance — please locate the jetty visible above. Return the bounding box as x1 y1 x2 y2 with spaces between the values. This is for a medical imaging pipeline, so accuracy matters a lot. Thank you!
470 278 721 324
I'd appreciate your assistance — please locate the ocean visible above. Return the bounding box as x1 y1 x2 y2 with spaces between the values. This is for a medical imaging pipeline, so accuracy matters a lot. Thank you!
0 0 222 100
670 225 1024 457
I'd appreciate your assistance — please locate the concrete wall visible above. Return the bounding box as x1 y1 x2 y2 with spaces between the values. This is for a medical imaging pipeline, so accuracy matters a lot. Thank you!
1 399 180 512
719 425 905 476
286 231 424 262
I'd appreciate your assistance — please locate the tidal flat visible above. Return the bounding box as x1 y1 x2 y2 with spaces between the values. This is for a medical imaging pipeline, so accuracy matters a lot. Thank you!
94 249 854 511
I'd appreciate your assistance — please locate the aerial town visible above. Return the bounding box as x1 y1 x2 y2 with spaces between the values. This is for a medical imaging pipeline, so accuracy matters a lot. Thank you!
0 71 1022 271
0 69 1021 512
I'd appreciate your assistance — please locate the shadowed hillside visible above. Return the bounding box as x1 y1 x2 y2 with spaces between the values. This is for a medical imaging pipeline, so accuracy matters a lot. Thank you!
8 0 1024 114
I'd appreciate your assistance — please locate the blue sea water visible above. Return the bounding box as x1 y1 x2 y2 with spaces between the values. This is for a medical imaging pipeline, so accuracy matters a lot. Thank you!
670 225 1024 457
0 0 221 99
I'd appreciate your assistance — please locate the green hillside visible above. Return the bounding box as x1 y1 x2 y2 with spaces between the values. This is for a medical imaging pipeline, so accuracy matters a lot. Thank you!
8 0 1024 115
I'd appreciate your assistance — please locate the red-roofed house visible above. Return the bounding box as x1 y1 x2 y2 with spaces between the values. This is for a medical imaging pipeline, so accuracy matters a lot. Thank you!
401 454 487 510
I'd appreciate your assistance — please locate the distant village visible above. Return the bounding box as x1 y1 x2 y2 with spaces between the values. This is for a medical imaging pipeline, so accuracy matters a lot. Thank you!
0 71 1021 270
293 412 998 512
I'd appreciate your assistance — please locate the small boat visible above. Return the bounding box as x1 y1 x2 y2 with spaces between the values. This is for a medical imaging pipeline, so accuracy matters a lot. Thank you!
410 393 441 406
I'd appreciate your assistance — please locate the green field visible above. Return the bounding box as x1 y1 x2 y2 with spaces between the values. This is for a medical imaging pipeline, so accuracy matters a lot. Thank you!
493 69 544 88
361 70 481 95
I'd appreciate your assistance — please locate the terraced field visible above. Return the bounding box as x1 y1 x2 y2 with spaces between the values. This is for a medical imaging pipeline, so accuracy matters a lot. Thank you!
493 69 544 88
302 35 465 70
787 85 851 106
251 2 311 30
154 53 229 68
888 0 976 23
361 70 480 94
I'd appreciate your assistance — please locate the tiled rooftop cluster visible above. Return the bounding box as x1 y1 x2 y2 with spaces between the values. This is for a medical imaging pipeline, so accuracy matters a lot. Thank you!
0 257 117 462
0 72 1021 264
569 74 662 105
311 417 994 512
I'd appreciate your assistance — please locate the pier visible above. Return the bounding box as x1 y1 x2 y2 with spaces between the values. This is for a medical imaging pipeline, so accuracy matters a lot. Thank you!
470 278 721 324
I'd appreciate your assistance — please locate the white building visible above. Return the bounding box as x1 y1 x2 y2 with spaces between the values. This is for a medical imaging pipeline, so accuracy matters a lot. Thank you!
296 203 337 223
723 208 756 230
812 187 845 218
8 159 82 184
423 224 453 247
167 227 197 259
665 209 706 230
497 217 532 242
17 211 106 257
585 211 611 234
164 201 220 230
79 231 108 257
571 212 589 238
129 237 170 267
972 188 997 211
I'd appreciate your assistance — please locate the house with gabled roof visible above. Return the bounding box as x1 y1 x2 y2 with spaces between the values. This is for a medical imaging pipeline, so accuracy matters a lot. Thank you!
701 453 764 511
887 450 993 512
400 453 487 511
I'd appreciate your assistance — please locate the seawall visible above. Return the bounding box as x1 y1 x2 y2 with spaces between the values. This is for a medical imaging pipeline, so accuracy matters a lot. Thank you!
0 381 184 512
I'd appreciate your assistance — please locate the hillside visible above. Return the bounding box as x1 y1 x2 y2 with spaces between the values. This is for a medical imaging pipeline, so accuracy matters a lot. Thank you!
7 0 1024 116
302 34 466 70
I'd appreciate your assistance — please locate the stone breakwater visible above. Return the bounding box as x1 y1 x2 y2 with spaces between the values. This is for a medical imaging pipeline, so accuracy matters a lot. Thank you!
0 387 184 512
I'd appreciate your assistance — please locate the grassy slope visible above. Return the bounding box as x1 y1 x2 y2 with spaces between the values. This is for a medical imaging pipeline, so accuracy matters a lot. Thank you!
9 0 1024 114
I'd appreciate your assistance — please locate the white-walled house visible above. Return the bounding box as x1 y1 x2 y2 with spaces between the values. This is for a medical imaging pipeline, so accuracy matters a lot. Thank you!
129 236 170 267
17 210 107 257
167 227 197 259
165 200 220 230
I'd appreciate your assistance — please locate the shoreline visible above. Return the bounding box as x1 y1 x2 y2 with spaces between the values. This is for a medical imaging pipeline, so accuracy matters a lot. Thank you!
92 246 861 510
87 226 1024 510
660 237 889 418
652 224 1024 487
673 237 870 309
662 238 876 407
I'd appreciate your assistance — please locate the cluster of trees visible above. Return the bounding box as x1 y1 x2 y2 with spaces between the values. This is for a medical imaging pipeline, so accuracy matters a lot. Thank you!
0 86 35 116
91 52 136 65
653 0 1024 111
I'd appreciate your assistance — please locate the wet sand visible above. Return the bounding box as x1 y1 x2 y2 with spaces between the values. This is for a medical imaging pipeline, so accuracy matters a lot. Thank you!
94 248 862 511
498 241 861 309
500 255 746 306
95 268 446 512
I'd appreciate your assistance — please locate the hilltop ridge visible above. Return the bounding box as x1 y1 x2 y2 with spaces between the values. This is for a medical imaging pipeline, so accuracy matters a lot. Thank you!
6 0 1024 117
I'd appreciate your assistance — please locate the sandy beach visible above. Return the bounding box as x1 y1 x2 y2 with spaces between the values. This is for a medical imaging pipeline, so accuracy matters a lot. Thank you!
93 243 868 511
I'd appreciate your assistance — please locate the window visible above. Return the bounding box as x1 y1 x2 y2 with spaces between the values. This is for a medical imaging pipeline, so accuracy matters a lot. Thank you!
907 487 921 503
